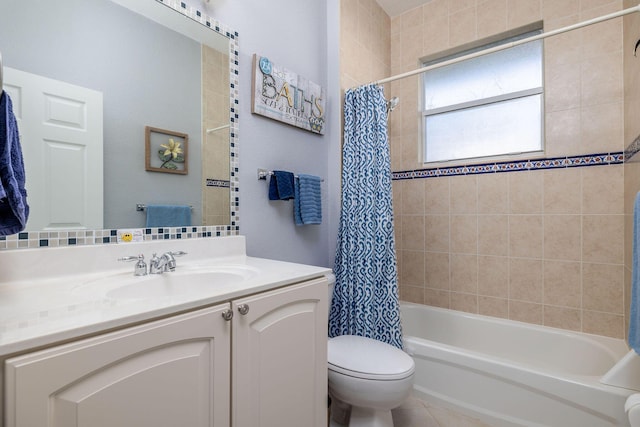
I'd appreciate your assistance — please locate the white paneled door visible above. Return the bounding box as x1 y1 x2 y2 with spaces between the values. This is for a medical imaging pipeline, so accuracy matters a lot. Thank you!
3 67 103 231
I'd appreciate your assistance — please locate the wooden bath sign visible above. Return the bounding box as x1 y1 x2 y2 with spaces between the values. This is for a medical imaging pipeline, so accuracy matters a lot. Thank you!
251 54 326 135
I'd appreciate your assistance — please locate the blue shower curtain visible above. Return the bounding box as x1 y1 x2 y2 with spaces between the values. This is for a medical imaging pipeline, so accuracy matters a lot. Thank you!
328 84 403 349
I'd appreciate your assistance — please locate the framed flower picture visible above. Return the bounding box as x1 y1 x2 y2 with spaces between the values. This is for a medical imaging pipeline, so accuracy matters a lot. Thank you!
145 126 188 175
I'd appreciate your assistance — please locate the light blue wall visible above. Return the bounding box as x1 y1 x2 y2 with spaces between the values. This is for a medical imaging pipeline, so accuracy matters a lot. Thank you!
184 0 342 268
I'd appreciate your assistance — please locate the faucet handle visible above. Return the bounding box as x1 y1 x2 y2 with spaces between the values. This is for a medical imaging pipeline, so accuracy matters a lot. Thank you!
118 254 148 276
169 251 187 257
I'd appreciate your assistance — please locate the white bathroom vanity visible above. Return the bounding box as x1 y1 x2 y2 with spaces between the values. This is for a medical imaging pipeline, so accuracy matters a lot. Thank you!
0 236 330 427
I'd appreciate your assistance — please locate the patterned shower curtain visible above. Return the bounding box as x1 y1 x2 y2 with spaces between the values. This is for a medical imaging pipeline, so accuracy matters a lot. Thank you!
328 84 403 349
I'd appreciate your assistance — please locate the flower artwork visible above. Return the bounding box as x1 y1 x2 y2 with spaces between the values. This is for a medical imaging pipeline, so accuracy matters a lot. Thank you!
158 138 184 170
145 126 188 175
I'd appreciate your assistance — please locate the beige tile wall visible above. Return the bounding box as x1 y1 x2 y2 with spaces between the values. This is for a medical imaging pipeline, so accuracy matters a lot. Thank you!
340 0 391 95
341 0 630 338
624 0 640 341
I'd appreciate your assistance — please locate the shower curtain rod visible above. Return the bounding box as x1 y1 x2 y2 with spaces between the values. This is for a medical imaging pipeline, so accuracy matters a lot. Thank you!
359 4 640 89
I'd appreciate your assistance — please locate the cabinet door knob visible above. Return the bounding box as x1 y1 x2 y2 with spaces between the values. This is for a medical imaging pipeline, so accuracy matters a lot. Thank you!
221 309 234 321
237 304 250 315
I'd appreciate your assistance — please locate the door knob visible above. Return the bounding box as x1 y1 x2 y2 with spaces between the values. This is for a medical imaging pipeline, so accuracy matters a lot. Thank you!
237 304 250 315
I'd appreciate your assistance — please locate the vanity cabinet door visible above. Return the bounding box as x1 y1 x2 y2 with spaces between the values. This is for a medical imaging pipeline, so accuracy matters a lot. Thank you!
232 277 328 427
5 304 232 427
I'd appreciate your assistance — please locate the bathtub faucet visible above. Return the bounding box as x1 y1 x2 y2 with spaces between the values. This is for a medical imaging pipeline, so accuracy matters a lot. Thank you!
149 251 187 274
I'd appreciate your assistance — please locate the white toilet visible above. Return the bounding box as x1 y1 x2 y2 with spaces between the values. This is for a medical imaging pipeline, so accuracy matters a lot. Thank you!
627 394 640 426
327 275 415 427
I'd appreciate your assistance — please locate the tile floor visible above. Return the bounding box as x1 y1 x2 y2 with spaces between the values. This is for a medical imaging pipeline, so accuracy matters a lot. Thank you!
330 394 493 427
391 395 493 427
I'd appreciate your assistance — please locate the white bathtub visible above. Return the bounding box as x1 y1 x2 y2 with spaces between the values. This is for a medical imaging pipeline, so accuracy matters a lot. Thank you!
400 302 639 427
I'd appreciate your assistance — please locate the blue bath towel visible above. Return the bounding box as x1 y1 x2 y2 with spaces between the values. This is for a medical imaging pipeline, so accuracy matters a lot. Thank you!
294 174 322 225
0 91 29 236
268 170 295 200
145 204 191 227
631 192 640 354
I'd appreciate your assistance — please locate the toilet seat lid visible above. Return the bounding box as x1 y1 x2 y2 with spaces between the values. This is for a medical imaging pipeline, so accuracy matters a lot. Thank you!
328 335 415 380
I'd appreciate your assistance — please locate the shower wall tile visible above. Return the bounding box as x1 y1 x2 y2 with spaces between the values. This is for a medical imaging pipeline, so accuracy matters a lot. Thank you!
543 260 581 308
425 288 450 308
451 215 478 254
478 296 509 319
542 0 579 18
425 178 450 214
477 174 508 214
508 215 543 259
509 171 543 214
582 164 623 214
544 108 581 157
543 168 581 214
451 175 478 214
509 301 543 325
582 215 624 264
478 215 508 256
451 254 478 293
451 292 479 313
543 215 582 261
399 250 425 286
477 0 508 39
544 305 582 332
478 256 509 298
402 179 425 214
340 0 630 339
582 262 624 313
425 215 450 252
402 215 425 251
425 252 450 289
581 102 624 154
507 0 541 28
583 310 624 339
401 285 424 305
581 52 623 107
450 0 476 13
509 258 543 303
449 6 477 47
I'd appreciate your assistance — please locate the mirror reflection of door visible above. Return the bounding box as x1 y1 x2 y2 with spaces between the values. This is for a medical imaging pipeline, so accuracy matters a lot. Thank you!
3 67 103 231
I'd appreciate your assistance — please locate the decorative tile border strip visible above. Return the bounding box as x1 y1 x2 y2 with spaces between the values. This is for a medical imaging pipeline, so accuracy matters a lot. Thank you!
206 179 231 188
392 152 624 180
0 226 238 250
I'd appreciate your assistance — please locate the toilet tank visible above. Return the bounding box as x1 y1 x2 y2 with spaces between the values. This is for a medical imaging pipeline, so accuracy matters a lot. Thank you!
326 273 336 314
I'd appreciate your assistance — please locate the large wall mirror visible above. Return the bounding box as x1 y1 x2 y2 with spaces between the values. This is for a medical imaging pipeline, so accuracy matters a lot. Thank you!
0 0 239 248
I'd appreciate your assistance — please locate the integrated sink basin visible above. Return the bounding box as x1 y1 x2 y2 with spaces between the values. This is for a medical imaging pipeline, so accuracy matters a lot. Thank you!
72 265 259 300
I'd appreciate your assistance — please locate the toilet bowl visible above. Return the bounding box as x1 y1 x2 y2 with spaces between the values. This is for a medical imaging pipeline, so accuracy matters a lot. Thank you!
328 334 415 427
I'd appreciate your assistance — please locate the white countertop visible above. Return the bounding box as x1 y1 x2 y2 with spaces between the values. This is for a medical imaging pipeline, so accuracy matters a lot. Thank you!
0 236 331 357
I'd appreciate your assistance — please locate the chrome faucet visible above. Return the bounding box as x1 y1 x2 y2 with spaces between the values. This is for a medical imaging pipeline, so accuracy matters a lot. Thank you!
149 251 187 274
118 254 148 276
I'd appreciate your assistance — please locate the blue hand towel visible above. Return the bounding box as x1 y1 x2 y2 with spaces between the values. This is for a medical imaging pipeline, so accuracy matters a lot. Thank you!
294 174 322 226
0 91 29 236
145 204 191 227
630 192 640 354
268 170 295 200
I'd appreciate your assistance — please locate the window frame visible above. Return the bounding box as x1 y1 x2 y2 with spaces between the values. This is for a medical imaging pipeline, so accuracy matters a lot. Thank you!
420 26 545 165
